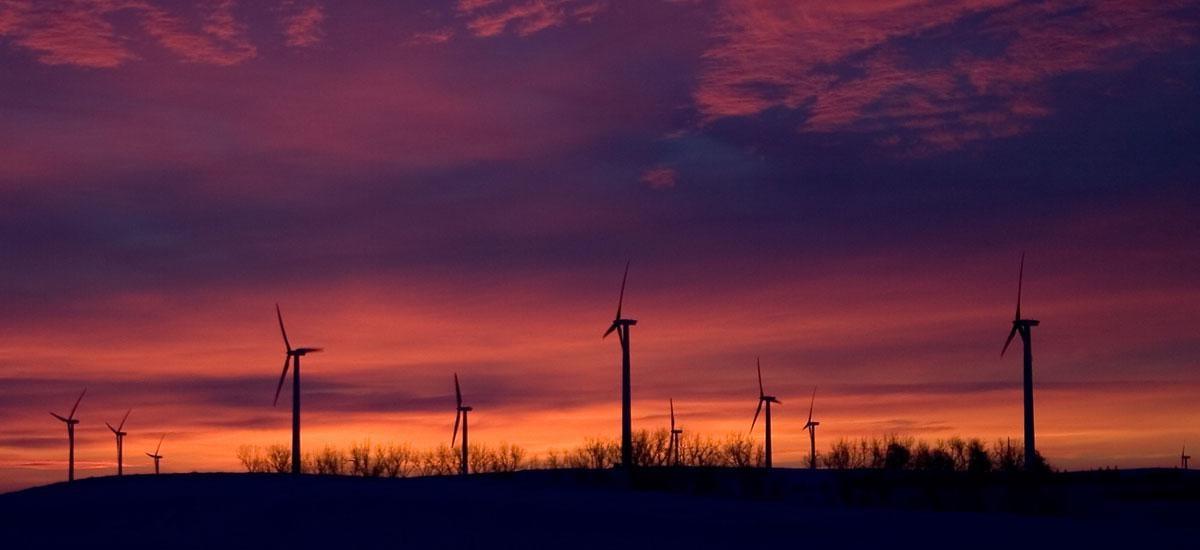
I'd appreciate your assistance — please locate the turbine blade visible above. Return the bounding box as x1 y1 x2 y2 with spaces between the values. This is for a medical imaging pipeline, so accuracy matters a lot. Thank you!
452 410 461 446
106 422 118 434
807 386 816 425
614 260 629 321
50 412 67 422
68 388 86 420
454 373 462 408
670 398 675 432
750 399 763 433
117 408 131 432
276 303 292 352
146 453 155 458
603 322 618 339
1015 252 1025 321
757 357 764 397
154 434 165 455
273 355 291 406
1001 326 1018 357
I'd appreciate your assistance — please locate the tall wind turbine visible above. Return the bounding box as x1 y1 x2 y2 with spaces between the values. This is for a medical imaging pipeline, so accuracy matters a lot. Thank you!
273 304 323 476
451 373 473 476
145 434 165 475
1183 446 1191 470
50 388 86 482
750 358 781 469
1001 253 1040 470
803 387 819 470
603 261 637 469
105 409 131 476
668 399 683 467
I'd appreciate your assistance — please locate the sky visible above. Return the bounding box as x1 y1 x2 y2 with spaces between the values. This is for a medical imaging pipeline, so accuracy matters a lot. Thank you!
1 0 1198 491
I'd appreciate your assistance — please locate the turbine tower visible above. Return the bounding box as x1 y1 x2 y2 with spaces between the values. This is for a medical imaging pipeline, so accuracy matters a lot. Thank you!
50 388 86 482
273 304 323 476
145 434 165 475
451 373 473 476
105 409 131 476
803 387 819 470
603 261 637 469
1001 253 1040 470
668 399 683 467
750 358 781 469
1183 446 1191 470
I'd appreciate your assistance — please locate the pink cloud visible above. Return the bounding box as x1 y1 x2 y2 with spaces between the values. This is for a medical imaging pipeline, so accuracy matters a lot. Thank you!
0 0 268 68
695 0 1198 151
456 0 607 38
640 166 678 189
408 28 455 45
135 0 256 65
281 1 324 47
1 0 136 68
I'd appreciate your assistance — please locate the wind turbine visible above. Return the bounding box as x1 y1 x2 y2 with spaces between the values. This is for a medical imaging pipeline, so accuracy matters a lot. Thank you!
105 409 131 476
273 304 323 476
451 373 473 476
603 261 637 469
50 389 86 482
145 434 165 475
1183 446 1191 470
803 387 819 470
750 358 780 469
1001 253 1040 470
668 399 683 467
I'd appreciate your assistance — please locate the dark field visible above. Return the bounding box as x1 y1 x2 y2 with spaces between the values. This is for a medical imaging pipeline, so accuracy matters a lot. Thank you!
2 468 1196 549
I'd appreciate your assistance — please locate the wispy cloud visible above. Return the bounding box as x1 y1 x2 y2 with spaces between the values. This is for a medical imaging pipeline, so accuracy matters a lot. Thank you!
695 0 1199 151
456 0 608 38
281 0 324 47
0 0 323 67
640 166 678 189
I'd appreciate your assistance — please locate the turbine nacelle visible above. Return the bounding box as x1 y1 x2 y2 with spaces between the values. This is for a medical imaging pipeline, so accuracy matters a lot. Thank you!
288 347 324 356
50 413 79 425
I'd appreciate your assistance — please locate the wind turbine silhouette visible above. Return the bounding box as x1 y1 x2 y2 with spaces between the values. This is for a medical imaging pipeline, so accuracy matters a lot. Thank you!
1183 446 1191 470
451 373 473 476
145 434 165 475
603 261 637 469
105 409 131 476
750 358 780 469
668 399 683 467
273 304 323 476
1001 253 1040 470
803 387 819 470
50 388 86 482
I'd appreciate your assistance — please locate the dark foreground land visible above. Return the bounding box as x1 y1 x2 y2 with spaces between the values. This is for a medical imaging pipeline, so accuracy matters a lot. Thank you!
1 468 1196 549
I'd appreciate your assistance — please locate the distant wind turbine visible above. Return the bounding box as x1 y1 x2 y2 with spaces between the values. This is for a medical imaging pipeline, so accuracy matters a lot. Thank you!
603 261 637 469
105 409 131 476
1001 253 1040 470
50 388 86 482
451 373 473 476
803 387 819 470
273 304 323 476
145 434 165 475
1183 446 1191 470
668 399 682 467
750 358 780 469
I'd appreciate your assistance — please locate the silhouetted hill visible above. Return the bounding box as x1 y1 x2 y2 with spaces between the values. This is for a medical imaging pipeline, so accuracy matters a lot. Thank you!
1 468 1195 549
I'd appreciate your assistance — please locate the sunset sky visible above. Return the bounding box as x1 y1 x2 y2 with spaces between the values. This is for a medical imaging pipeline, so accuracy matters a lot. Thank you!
1 0 1198 491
